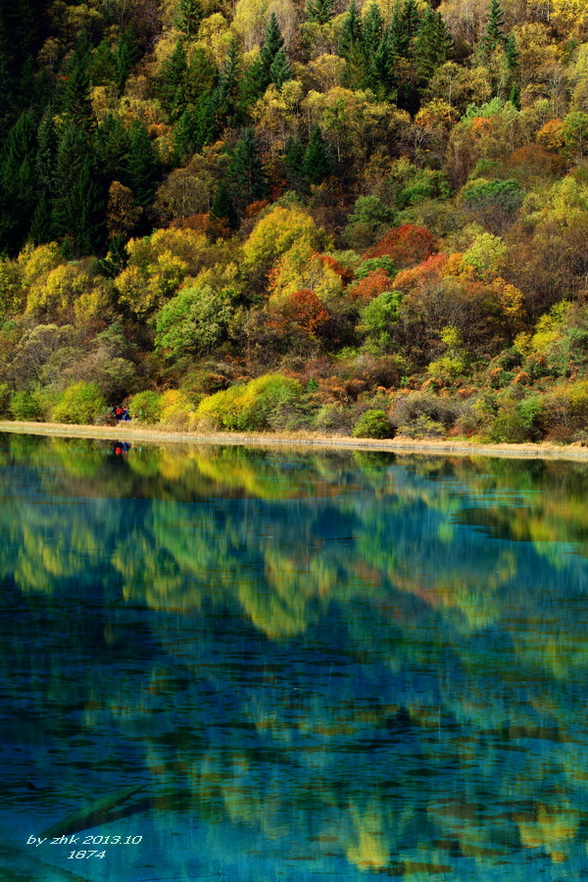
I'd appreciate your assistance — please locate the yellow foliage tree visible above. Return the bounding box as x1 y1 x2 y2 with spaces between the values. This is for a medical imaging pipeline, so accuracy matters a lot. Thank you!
243 204 331 274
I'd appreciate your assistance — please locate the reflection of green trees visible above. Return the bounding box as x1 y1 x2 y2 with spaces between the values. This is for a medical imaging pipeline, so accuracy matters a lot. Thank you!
5 435 588 873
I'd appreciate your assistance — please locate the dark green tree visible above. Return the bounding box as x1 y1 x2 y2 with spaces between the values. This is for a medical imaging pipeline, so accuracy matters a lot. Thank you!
270 47 292 88
481 0 506 58
115 28 139 95
229 128 267 212
306 0 335 25
176 0 203 38
0 110 38 253
414 7 452 81
338 0 363 59
302 126 333 185
284 136 307 191
126 120 162 209
217 37 242 124
259 13 291 90
89 38 118 87
362 3 384 58
211 182 239 229
158 40 188 120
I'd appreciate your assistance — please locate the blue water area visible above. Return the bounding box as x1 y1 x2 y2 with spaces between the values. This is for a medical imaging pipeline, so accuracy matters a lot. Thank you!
1 434 588 881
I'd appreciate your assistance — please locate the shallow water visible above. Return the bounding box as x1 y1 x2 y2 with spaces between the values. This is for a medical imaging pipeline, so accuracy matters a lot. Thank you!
2 433 588 881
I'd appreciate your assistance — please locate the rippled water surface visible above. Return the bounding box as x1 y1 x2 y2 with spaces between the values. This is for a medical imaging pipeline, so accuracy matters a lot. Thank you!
2 433 588 881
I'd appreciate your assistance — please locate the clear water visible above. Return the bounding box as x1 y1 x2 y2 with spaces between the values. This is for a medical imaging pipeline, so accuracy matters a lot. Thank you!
2 433 588 881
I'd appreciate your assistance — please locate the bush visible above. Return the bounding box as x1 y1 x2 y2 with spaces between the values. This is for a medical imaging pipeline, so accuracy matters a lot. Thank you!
390 392 463 435
128 390 162 424
51 382 107 425
352 409 394 439
9 390 44 421
158 390 195 429
196 374 303 432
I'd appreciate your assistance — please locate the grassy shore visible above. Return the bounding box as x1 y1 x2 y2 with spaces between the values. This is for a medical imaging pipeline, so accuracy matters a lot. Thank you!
2 419 588 461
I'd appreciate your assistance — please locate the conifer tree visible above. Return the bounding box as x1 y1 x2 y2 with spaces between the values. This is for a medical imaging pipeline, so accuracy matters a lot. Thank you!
270 47 292 88
89 38 118 88
362 3 384 58
229 128 267 212
115 29 139 95
176 0 203 38
217 38 241 124
211 182 238 229
159 40 188 120
302 126 333 185
126 120 161 209
415 7 452 81
338 0 363 60
0 109 38 253
306 0 335 25
481 0 506 58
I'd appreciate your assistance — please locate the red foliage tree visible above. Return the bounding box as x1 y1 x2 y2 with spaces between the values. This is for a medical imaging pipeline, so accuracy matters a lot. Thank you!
268 289 330 335
348 269 393 300
364 224 437 267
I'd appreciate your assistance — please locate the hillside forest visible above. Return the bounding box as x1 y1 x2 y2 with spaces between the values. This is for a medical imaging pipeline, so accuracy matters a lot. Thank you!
3 0 588 441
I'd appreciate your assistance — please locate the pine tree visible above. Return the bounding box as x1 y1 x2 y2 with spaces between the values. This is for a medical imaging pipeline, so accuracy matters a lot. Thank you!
302 126 333 185
259 13 291 90
62 45 93 124
211 182 238 229
89 38 118 87
115 28 139 95
126 120 161 209
217 38 241 124
306 0 335 25
362 3 384 58
338 0 363 60
176 0 203 38
270 47 292 88
159 40 188 120
481 0 506 58
0 109 38 253
229 128 267 212
96 113 131 180
415 8 452 81
284 137 307 191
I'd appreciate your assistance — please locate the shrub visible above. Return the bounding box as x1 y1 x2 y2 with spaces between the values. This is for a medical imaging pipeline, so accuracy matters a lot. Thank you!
158 390 195 429
196 374 303 432
9 390 44 421
129 390 162 424
352 409 394 439
390 391 463 435
51 382 107 425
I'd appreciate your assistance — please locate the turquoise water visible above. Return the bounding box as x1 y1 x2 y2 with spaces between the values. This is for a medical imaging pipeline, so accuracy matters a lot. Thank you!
2 433 588 881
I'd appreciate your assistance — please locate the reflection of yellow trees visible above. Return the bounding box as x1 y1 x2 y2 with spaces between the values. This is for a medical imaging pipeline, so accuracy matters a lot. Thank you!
347 804 390 869
519 803 579 863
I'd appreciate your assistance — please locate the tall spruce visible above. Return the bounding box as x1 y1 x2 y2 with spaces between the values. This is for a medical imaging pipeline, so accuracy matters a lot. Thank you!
159 40 188 120
302 126 333 185
415 8 452 81
0 110 38 253
176 0 203 38
126 119 161 209
306 0 335 25
229 128 267 213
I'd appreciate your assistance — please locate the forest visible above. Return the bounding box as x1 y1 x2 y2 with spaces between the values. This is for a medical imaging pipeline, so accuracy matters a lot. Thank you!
2 0 588 442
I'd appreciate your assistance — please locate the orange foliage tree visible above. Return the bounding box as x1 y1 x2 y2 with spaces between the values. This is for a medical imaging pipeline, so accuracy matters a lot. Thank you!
364 224 437 267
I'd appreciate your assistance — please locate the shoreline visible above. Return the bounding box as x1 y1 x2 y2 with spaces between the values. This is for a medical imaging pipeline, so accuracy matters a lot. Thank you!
1 420 588 461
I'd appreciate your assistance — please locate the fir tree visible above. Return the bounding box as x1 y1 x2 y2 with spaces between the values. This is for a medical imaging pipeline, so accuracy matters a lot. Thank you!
362 3 384 58
126 120 161 209
270 47 292 88
211 182 238 229
62 46 93 124
338 0 363 60
229 128 267 212
415 8 452 81
115 28 139 95
89 38 118 88
0 109 38 253
217 37 241 124
306 0 335 25
482 0 506 57
176 0 203 38
96 113 131 180
302 126 333 185
159 40 188 120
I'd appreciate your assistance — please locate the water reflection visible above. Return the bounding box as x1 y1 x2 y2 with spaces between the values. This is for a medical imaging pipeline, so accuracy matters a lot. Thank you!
2 434 588 880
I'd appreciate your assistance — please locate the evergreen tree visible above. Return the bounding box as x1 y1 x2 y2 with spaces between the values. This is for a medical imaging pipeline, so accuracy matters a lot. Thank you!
270 47 292 88
284 136 307 191
61 42 93 124
159 40 188 120
415 7 452 81
306 0 335 25
0 109 38 253
481 0 506 58
229 128 267 212
176 0 203 38
338 0 363 60
217 38 242 124
115 28 139 95
126 120 161 209
96 113 131 180
89 38 118 87
211 182 238 229
302 126 333 185
362 3 384 58
260 13 291 90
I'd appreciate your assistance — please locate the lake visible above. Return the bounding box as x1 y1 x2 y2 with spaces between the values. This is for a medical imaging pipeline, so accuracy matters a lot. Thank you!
2 432 588 881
